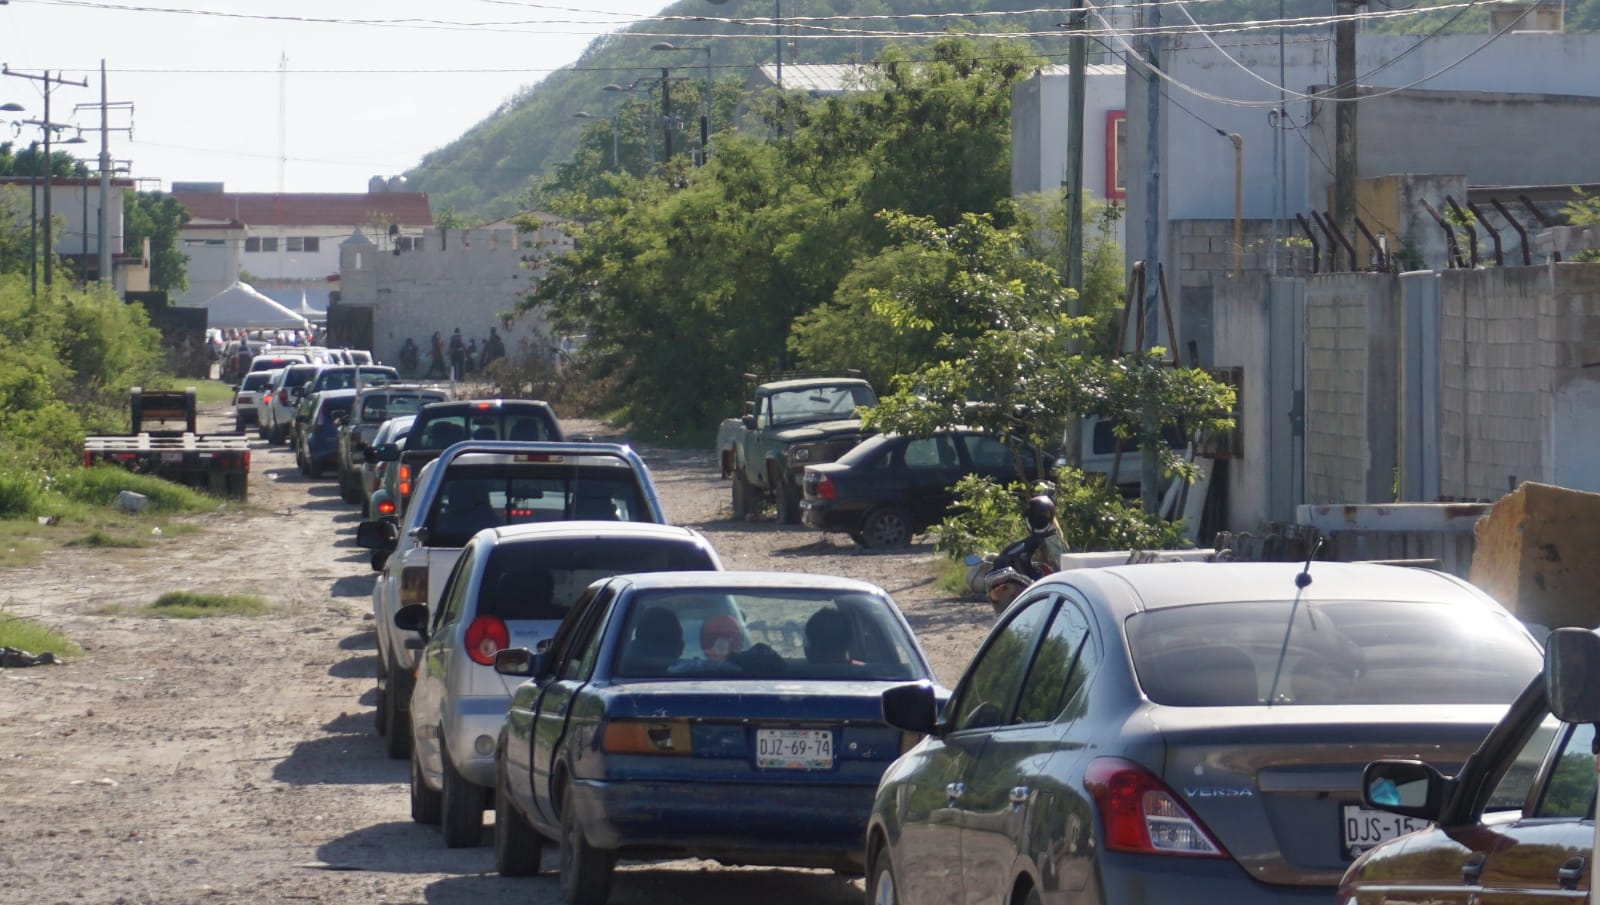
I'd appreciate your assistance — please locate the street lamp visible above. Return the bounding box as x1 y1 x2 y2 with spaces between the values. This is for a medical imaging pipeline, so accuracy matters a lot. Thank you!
573 111 619 169
651 42 713 164
604 81 656 164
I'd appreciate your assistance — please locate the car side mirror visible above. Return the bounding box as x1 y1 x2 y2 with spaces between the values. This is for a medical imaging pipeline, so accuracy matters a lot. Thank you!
881 681 942 736
742 414 757 430
1546 627 1600 724
375 443 400 462
494 647 545 679
1361 760 1447 822
394 603 429 637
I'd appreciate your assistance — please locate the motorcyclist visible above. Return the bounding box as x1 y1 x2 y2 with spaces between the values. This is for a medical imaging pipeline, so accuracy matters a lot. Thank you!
985 494 1067 614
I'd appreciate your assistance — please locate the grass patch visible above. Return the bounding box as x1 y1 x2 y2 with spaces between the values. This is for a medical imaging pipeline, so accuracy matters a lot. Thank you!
64 529 148 549
51 467 216 513
0 534 45 569
142 590 271 618
936 556 980 598
0 610 82 658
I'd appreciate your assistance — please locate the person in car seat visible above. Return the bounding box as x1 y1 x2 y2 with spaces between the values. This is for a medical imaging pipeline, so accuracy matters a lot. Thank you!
803 608 856 665
626 607 684 663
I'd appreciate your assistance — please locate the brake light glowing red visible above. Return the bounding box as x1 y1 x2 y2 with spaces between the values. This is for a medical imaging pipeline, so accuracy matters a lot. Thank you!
464 616 510 665
398 464 412 498
1083 757 1226 858
376 498 396 516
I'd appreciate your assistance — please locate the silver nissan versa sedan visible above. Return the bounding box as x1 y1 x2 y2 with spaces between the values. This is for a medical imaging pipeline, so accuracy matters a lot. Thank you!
866 561 1543 905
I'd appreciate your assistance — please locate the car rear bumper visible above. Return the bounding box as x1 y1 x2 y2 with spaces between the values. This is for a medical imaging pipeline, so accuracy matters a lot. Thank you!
1089 852 1335 905
569 777 870 868
445 696 513 788
800 500 863 533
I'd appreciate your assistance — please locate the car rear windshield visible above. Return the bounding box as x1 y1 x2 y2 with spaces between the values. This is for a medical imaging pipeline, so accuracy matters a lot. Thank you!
613 588 923 682
1126 599 1542 707
315 367 398 392
240 372 274 390
412 408 561 448
424 465 651 547
315 397 354 425
283 365 321 388
359 392 445 423
478 539 717 622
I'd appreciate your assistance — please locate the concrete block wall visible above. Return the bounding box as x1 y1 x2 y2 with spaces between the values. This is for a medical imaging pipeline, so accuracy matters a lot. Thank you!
338 223 572 369
1302 273 1396 505
1437 267 1547 500
1174 219 1314 365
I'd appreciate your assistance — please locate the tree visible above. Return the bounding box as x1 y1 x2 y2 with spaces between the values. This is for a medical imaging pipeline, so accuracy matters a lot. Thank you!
122 191 190 294
860 211 1235 488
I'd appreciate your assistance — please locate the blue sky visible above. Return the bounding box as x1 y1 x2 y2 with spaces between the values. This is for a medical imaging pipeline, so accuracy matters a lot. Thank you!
3 1 670 194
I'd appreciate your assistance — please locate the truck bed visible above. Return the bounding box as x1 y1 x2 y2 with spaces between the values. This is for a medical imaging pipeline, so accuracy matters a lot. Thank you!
83 433 251 499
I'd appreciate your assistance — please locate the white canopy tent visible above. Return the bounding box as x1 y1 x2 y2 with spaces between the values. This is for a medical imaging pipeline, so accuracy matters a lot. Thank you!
201 281 311 331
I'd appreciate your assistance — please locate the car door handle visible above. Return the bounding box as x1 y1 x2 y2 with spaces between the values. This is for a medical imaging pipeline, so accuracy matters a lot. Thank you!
1008 786 1030 808
1558 855 1586 890
945 782 965 805
1461 851 1487 884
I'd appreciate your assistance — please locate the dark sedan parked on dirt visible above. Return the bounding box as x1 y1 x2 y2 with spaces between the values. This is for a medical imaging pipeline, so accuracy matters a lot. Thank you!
800 430 1045 548
866 561 1542 905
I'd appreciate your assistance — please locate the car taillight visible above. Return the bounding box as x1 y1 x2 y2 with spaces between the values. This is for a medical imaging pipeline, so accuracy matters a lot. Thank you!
600 720 692 755
376 498 396 517
463 616 510 666
1083 757 1226 858
398 464 412 498
400 566 428 607
815 475 837 500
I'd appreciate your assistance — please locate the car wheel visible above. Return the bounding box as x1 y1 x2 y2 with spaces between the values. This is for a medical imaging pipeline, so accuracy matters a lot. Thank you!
868 846 899 905
861 506 914 548
339 473 359 503
409 744 442 825
559 780 615 905
1021 888 1042 905
440 745 485 848
306 456 323 480
731 469 755 519
776 478 802 525
257 424 268 441
234 417 246 432
494 758 544 876
382 672 412 760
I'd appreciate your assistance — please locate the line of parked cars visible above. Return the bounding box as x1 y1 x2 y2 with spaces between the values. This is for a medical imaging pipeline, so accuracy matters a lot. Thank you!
253 373 1577 905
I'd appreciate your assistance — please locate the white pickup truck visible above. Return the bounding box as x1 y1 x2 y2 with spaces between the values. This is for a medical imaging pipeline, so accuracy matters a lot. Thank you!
354 439 667 759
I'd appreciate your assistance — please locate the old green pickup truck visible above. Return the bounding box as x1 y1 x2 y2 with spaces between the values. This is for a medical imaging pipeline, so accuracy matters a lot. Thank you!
716 372 878 524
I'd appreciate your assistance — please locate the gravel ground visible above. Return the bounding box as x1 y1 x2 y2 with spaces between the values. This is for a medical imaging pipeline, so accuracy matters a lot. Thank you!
0 404 994 905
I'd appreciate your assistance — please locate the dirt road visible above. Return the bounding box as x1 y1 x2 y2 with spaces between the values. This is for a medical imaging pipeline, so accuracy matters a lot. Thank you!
0 403 993 905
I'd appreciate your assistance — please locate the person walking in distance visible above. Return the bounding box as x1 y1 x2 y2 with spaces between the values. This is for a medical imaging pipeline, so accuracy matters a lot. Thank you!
425 331 447 379
448 328 465 381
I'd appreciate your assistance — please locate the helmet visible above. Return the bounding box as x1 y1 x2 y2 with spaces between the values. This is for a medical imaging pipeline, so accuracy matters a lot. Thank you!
985 567 1030 614
1025 494 1057 532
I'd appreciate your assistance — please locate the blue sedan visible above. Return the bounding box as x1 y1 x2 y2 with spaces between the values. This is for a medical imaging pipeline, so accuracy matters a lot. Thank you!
491 570 947 905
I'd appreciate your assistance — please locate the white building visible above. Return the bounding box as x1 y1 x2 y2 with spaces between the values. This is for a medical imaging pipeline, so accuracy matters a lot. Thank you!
0 175 136 289
1010 63 1129 248
170 180 433 311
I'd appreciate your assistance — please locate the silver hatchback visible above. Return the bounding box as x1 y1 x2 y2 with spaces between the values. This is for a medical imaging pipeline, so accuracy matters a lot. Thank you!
396 521 724 848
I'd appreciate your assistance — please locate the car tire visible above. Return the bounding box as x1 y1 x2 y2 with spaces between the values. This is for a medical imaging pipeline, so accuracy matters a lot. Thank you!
339 473 359 503
440 745 485 848
868 846 900 905
731 469 755 519
307 456 323 480
494 758 544 876
234 417 246 433
382 672 412 760
559 780 615 905
861 506 914 549
410 744 442 826
776 477 802 525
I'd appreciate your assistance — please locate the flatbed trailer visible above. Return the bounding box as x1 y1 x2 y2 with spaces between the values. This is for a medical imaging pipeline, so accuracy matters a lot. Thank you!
82 388 251 499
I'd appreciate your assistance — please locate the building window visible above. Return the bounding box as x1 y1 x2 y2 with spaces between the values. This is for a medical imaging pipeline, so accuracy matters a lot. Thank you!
283 236 322 253
304 236 319 253
245 237 278 253
1106 110 1127 201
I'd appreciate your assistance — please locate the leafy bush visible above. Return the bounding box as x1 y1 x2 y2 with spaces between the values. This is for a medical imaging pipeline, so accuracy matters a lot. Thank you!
0 468 45 519
934 466 1187 560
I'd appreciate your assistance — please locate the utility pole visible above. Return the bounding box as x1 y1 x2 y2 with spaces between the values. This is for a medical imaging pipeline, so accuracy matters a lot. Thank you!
1063 0 1088 468
660 68 673 160
74 60 134 287
1333 0 1359 245
4 66 89 290
1140 0 1164 514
